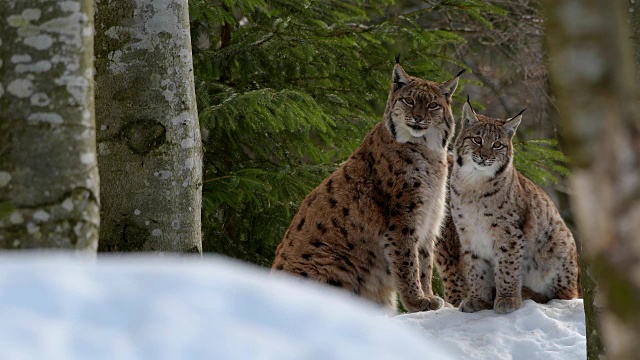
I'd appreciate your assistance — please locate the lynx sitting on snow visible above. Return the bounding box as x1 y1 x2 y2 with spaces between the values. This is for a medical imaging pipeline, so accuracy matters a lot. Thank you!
272 60 463 313
449 99 580 314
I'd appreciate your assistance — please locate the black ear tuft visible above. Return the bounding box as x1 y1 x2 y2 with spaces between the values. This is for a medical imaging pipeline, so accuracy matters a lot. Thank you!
395 54 401 64
455 69 466 78
461 100 479 128
512 108 527 118
466 94 475 112
504 109 524 138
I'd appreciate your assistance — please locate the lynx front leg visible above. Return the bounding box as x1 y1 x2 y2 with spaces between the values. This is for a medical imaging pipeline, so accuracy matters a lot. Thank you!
434 216 467 307
459 252 494 313
440 266 466 307
493 234 524 314
383 228 443 312
417 239 435 297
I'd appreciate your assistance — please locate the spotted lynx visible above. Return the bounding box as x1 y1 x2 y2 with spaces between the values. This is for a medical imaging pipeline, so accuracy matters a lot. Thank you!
449 100 580 314
433 155 467 307
272 61 462 312
435 183 551 307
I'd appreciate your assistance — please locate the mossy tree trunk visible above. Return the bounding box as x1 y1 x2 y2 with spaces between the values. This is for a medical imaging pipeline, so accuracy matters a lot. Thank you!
632 1 640 85
544 1 640 358
94 0 202 253
0 0 99 252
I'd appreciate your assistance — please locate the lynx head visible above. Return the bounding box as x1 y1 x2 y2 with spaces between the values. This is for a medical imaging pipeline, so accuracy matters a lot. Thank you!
453 97 525 177
384 62 462 150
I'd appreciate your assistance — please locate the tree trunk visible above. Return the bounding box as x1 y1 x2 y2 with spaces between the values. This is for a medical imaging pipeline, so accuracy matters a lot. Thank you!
544 1 640 359
94 0 203 253
631 1 640 85
0 0 99 252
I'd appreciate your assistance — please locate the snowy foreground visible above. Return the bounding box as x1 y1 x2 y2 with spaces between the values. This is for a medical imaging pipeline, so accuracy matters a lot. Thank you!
398 299 585 360
0 255 585 359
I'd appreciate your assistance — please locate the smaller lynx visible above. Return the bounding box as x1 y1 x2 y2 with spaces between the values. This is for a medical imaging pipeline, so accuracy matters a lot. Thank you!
272 61 462 313
433 155 467 307
450 99 580 314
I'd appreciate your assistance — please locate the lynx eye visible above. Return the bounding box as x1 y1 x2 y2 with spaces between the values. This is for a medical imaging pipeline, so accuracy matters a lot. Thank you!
492 141 503 149
427 102 441 110
471 136 483 145
401 98 415 106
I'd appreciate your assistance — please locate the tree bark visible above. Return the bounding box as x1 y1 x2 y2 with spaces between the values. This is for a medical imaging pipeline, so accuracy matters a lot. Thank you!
94 0 202 253
0 0 99 252
631 1 640 85
544 1 640 359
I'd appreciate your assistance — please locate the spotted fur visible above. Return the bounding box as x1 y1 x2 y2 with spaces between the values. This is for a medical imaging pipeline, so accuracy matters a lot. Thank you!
434 156 552 307
433 155 466 307
449 101 580 314
272 64 461 312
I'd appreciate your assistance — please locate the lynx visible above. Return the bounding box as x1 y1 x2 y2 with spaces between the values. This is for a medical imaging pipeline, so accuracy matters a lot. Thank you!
433 155 467 307
434 156 552 307
271 61 462 312
449 100 580 314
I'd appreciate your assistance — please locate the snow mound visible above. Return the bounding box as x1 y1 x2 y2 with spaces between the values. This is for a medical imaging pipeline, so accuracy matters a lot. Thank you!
0 254 453 360
397 298 586 360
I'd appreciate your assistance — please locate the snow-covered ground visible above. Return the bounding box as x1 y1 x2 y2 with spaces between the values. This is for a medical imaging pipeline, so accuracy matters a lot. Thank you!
398 299 585 360
0 254 585 360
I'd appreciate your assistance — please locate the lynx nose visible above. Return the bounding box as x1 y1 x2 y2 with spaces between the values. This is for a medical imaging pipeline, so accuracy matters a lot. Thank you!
413 115 424 123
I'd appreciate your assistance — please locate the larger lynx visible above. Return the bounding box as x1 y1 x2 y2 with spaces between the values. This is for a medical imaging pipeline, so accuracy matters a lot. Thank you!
272 62 462 312
449 100 580 314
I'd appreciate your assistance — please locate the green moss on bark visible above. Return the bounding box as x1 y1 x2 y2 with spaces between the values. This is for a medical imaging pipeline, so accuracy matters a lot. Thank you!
0 0 99 252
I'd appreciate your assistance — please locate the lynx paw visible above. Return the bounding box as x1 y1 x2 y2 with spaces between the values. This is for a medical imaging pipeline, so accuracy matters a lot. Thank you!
405 295 444 313
423 295 445 311
494 296 523 314
459 297 492 313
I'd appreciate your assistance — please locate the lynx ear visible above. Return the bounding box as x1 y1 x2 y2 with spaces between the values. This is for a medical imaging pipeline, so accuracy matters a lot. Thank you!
439 69 465 102
461 97 479 129
504 108 526 138
392 63 411 91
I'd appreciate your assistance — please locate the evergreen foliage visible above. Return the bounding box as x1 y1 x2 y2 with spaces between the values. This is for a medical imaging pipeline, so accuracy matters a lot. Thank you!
189 1 566 267
513 139 568 185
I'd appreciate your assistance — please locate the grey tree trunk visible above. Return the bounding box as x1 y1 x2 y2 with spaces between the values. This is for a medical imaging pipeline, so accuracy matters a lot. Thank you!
0 0 99 252
94 0 202 253
544 1 640 359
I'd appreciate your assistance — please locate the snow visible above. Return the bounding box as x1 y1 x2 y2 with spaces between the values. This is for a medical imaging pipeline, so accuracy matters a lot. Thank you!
397 299 586 360
0 255 586 359
0 255 453 360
